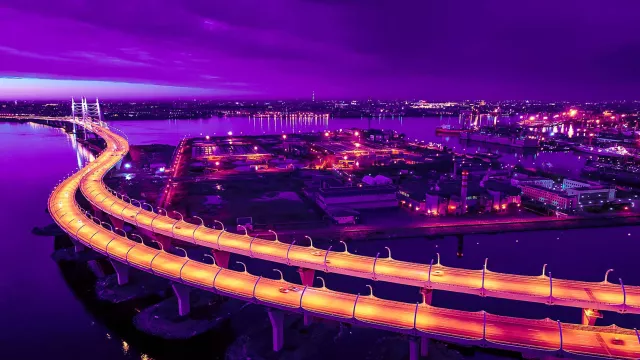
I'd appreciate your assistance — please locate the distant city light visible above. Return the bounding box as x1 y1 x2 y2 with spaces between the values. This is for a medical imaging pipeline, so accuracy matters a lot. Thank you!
227 131 233 136
124 163 131 169
205 135 210 140
282 134 287 139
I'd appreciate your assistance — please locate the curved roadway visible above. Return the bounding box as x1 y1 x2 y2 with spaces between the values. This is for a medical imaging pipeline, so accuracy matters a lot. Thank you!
45 120 640 359
78 124 640 315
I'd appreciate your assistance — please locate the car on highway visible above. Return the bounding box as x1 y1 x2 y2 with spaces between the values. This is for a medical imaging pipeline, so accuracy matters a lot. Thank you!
611 337 624 345
279 285 302 294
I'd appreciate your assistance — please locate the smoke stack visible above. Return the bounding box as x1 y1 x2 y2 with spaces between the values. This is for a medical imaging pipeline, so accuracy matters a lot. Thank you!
460 170 468 214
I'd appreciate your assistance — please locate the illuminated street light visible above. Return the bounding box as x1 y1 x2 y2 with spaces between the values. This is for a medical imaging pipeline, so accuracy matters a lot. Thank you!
151 239 164 251
340 240 349 253
213 220 225 230
236 261 247 273
304 235 314 248
101 221 113 232
273 269 284 281
203 254 216 266
115 228 127 238
604 269 614 283
365 284 374 297
175 246 188 258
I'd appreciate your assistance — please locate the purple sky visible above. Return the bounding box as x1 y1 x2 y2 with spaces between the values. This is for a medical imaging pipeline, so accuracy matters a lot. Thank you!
1 1 639 100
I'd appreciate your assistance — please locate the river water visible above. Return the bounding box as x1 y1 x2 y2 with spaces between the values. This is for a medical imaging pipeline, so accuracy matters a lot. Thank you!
1 117 638 360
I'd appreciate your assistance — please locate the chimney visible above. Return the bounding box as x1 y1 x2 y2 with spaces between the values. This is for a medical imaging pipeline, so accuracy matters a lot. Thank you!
460 170 468 214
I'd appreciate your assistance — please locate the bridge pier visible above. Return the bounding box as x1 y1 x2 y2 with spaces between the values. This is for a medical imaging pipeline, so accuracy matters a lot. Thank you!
419 289 433 356
72 239 86 253
409 337 419 360
109 259 130 285
420 336 429 357
212 250 230 269
172 283 191 316
154 234 174 251
581 308 602 326
297 268 315 326
107 215 125 231
420 288 433 305
267 308 285 352
90 205 105 221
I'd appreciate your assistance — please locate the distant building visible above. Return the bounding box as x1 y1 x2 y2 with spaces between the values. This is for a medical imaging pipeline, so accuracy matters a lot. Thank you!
511 175 555 189
520 184 577 210
316 185 397 210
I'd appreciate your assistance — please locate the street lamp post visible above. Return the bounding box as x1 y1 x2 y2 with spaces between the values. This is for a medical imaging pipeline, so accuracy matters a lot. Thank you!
323 245 332 272
304 235 314 248
175 246 188 258
340 240 349 253
268 229 279 242
213 220 225 231
130 234 144 243
142 203 154 212
101 221 113 232
236 261 247 273
384 246 392 259
171 211 183 238
203 254 216 266
317 276 326 288
238 225 248 236
604 269 614 283
273 269 284 281
192 216 204 244
151 239 164 251
286 240 297 265
372 252 380 280
365 284 374 297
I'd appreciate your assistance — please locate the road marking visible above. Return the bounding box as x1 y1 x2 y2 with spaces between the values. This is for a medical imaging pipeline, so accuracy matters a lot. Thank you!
594 333 612 356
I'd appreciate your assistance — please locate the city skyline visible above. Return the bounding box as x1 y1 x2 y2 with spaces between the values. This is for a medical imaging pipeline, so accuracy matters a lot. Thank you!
2 1 640 100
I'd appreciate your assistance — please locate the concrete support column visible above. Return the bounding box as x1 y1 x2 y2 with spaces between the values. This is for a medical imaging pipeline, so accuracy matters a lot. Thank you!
90 205 105 221
107 215 125 231
109 259 130 286
409 337 419 360
420 288 433 305
154 234 174 251
297 268 315 286
212 250 230 269
73 240 86 253
581 308 602 326
172 283 191 316
267 308 285 352
420 336 429 357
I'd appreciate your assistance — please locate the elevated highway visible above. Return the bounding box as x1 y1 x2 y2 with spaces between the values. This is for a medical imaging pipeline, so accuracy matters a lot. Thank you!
48 120 640 359
77 123 640 316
